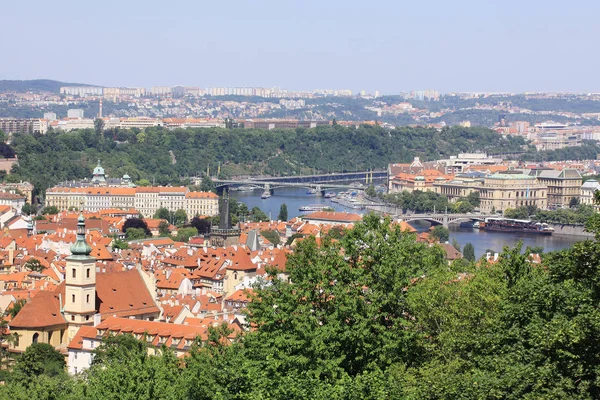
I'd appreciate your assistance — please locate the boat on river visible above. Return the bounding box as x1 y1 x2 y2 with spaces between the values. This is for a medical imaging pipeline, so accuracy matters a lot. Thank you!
324 192 336 198
299 204 332 212
232 185 256 192
261 191 272 199
478 218 553 235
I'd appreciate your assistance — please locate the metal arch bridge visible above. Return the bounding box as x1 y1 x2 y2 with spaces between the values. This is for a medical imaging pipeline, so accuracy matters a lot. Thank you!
213 179 364 194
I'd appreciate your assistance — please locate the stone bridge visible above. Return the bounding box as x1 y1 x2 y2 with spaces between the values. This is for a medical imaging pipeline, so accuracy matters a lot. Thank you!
365 204 496 227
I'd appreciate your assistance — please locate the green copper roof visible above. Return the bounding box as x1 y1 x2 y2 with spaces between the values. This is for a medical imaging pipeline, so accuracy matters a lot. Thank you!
487 173 533 180
70 214 92 256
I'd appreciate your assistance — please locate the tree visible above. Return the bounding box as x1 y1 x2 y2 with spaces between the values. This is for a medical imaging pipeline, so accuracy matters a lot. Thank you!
190 217 211 235
7 298 26 318
277 203 288 221
173 227 198 243
21 203 35 216
465 191 480 207
462 242 475 261
122 217 151 236
451 238 461 252
250 206 269 222
136 179 151 187
111 238 129 250
23 258 44 273
430 225 450 243
237 203 249 221
365 185 377 198
285 233 304 245
153 207 170 220
12 343 66 383
93 118 105 135
569 196 580 208
41 206 58 215
173 209 187 226
158 221 170 236
126 228 148 240
260 230 280 245
244 214 447 391
200 176 216 193
86 334 188 400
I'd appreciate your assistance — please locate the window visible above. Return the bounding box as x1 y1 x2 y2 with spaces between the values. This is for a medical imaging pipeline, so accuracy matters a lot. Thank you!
71 315 75 321
72 269 76 278
86 294 90 303
72 294 75 303
32 333 39 344
85 315 90 321
86 268 90 278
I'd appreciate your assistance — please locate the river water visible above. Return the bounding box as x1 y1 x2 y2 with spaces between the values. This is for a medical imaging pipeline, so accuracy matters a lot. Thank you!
230 187 585 257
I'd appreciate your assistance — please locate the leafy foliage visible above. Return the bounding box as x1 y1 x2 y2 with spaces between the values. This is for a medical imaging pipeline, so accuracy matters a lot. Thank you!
122 218 151 237
5 212 600 398
277 203 288 221
260 230 280 245
430 225 450 242
6 125 526 196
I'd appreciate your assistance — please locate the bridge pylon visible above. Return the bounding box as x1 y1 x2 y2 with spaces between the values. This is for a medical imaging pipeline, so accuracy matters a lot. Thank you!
315 185 323 196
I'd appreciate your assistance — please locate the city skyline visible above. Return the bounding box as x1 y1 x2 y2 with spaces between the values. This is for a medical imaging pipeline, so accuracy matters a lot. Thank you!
3 0 600 93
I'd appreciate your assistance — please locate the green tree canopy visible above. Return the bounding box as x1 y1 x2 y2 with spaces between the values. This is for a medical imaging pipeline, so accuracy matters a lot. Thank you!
153 207 170 220
23 258 44 273
462 242 475 261
11 343 66 384
277 203 288 221
158 221 170 237
430 225 450 243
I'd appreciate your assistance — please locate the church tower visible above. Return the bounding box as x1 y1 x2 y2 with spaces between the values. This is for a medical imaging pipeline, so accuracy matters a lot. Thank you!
91 159 106 185
64 214 97 341
210 191 240 247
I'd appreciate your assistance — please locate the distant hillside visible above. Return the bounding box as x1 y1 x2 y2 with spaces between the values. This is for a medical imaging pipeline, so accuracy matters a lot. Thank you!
0 79 97 93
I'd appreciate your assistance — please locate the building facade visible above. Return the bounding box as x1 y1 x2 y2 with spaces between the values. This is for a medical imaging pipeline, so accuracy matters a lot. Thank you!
478 173 547 213
529 168 582 209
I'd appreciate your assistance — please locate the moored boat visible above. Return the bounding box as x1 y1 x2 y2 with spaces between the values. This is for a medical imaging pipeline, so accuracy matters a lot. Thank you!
299 204 332 212
478 218 553 235
261 191 272 199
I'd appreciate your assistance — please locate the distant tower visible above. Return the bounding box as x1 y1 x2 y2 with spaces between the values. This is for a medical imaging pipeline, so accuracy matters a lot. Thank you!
98 99 103 119
64 214 97 342
499 113 507 127
91 159 106 185
26 219 33 237
210 191 240 247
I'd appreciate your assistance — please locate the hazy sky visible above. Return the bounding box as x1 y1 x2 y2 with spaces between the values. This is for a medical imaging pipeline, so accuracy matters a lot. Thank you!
2 0 599 93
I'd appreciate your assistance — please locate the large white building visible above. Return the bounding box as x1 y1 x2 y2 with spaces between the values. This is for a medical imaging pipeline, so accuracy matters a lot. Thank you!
60 86 103 96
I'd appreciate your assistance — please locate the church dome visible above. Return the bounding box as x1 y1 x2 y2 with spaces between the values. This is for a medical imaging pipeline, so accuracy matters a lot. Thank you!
70 214 92 256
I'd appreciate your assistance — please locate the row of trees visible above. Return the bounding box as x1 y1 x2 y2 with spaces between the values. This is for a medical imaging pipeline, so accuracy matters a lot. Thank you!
3 213 600 398
3 125 527 197
504 203 596 225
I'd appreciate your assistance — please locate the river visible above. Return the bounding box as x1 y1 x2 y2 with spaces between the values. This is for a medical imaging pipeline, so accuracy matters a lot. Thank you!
230 187 585 257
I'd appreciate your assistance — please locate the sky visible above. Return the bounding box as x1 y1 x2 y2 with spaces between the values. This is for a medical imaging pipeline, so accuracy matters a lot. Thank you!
2 0 599 94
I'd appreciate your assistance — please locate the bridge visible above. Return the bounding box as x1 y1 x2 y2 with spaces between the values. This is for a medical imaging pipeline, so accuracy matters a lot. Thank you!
212 170 388 195
251 170 387 184
213 178 367 196
365 204 496 227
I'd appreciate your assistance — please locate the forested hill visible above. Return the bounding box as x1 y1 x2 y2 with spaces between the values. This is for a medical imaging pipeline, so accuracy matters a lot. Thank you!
0 79 96 93
7 125 529 196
